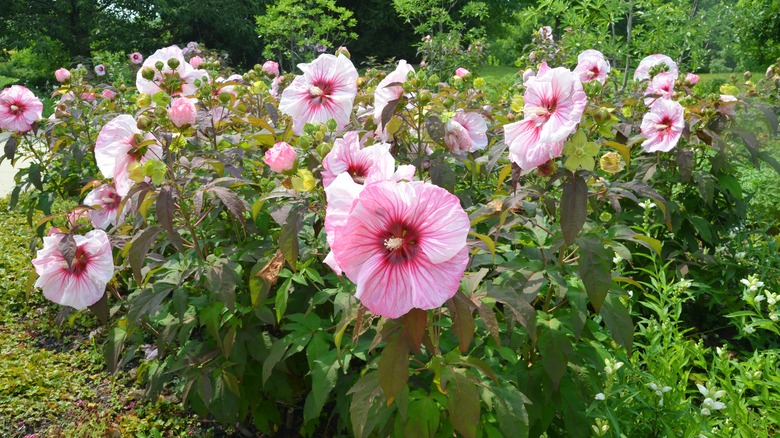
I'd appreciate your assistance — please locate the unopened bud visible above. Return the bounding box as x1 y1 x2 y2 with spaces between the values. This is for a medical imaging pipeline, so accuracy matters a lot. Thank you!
428 74 440 86
594 108 611 124
442 97 454 108
155 61 165 71
326 118 338 132
744 71 752 80
402 81 415 93
167 58 180 69
418 90 432 104
136 116 152 130
218 92 232 104
141 67 155 81
335 46 350 58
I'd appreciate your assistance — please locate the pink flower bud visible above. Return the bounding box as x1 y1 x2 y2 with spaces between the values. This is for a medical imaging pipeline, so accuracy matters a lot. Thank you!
335 46 350 59
189 56 203 69
94 64 106 76
129 52 144 64
81 92 95 102
262 60 280 77
420 60 427 67
168 97 197 127
455 67 470 78
522 68 536 82
264 142 297 173
101 89 117 99
55 68 71 83
685 73 700 85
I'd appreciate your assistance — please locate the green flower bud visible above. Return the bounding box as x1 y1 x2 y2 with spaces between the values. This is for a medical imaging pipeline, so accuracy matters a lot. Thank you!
167 58 180 69
137 93 152 108
218 92 232 104
418 90 432 104
136 116 152 130
402 81 415 93
326 118 338 132
155 61 165 71
141 67 155 81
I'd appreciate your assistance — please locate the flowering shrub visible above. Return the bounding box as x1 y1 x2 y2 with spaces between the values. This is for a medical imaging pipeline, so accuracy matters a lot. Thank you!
2 35 780 436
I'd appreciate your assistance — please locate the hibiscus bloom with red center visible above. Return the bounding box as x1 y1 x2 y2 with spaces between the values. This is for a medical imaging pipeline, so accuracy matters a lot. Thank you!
640 98 685 153
95 114 163 196
504 66 587 172
32 230 114 310
574 49 610 84
326 178 470 319
0 85 43 133
279 54 358 135
373 60 414 140
84 184 127 229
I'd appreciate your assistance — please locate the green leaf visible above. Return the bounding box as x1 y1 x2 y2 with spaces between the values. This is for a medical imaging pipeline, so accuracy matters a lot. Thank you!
279 206 301 270
538 318 572 391
378 333 410 405
208 186 246 228
560 172 588 246
493 386 530 438
156 186 184 252
430 160 456 193
446 369 480 438
688 215 714 244
127 225 162 286
348 371 383 438
446 293 475 353
262 338 289 385
303 349 339 423
275 277 292 323
405 396 440 438
600 294 633 353
104 324 127 373
575 236 612 313
28 162 43 190
402 308 427 353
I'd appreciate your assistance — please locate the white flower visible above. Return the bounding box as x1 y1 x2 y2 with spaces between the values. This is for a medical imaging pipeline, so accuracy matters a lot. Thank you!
743 325 756 335
595 392 606 401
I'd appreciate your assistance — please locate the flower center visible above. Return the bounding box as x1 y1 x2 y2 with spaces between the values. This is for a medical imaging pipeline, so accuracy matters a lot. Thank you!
384 237 403 251
309 85 323 97
655 117 673 132
382 222 420 264
67 246 90 275
10 104 19 113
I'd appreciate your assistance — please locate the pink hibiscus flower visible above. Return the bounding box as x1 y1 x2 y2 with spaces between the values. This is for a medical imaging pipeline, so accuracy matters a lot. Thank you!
262 60 280 77
634 54 678 81
129 52 144 64
278 54 358 135
94 114 163 196
374 60 415 140
326 178 470 318
640 98 685 153
135 45 209 97
264 141 297 173
94 64 106 76
573 49 610 84
643 71 676 105
504 67 587 171
83 184 126 229
32 230 114 310
685 73 700 86
322 131 403 187
717 94 739 117
445 111 488 154
55 68 71 83
0 85 43 132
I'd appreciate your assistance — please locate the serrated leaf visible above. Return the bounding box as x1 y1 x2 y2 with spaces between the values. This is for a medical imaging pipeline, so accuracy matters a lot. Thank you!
476 300 500 345
377 333 409 405
446 293 475 353
447 369 480 438
262 338 289 385
493 386 530 438
348 371 383 438
575 236 612 313
380 98 400 129
600 294 633 352
128 225 162 285
303 350 339 423
405 396 440 438
3 135 17 161
156 186 184 251
402 308 427 353
58 233 77 269
208 186 246 228
538 319 572 390
561 173 588 246
279 206 301 270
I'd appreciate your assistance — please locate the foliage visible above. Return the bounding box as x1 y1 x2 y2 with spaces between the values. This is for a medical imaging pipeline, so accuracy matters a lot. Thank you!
255 0 358 71
2 37 780 437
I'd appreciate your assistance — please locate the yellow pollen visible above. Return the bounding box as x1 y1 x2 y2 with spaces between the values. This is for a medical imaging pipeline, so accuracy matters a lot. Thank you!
309 85 323 97
384 237 403 251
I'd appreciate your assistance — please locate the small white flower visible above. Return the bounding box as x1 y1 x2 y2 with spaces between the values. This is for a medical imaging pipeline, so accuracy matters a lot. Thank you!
754 295 766 303
701 407 711 416
595 392 606 400
743 325 756 335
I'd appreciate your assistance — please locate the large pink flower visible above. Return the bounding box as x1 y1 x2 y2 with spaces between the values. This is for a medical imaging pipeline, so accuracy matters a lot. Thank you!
279 54 358 135
374 60 415 140
32 230 114 310
643 71 676 105
136 45 209 97
634 54 678 81
574 49 610 84
445 111 488 154
83 184 127 229
95 114 163 196
322 131 407 187
326 178 469 318
504 67 587 171
640 98 684 153
0 85 43 132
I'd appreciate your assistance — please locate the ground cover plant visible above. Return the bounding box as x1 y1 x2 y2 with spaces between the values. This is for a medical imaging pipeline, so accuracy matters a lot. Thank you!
1 26 780 437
